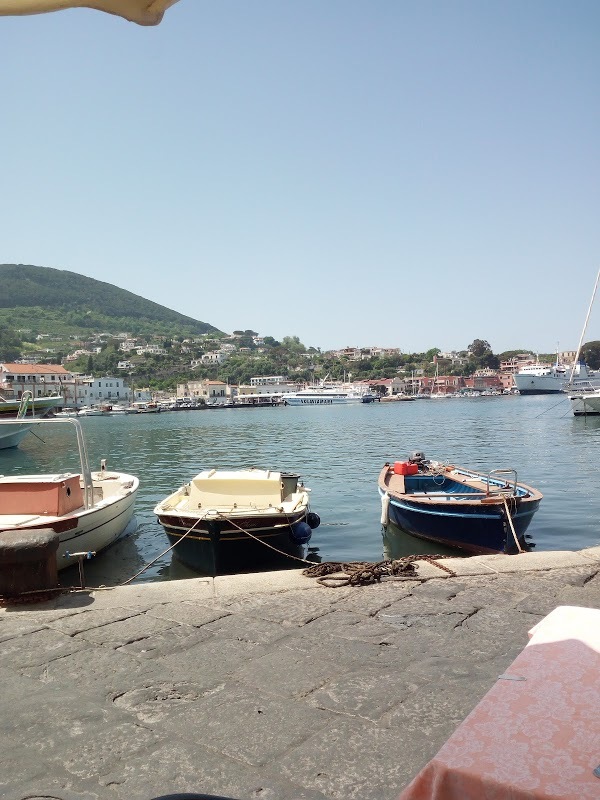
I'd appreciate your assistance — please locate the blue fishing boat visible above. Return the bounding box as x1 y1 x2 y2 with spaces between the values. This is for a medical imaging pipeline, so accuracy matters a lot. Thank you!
378 452 542 555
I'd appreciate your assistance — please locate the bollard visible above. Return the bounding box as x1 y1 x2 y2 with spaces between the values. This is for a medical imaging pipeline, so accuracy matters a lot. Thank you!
0 528 60 596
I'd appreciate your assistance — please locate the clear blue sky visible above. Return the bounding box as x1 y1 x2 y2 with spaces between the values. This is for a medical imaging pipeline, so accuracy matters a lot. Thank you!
1 1 599 354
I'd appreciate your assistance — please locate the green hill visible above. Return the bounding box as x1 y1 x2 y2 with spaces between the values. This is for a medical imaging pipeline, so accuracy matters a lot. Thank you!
0 264 221 338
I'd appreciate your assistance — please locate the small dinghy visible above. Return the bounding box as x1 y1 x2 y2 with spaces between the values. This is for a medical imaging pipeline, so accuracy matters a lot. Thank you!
154 468 320 575
378 451 542 555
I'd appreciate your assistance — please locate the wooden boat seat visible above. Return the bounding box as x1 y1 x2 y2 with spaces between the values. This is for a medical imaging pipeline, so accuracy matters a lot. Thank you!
386 474 405 493
189 472 284 509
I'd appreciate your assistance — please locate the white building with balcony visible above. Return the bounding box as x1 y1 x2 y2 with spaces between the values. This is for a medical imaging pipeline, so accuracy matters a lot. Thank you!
74 376 132 408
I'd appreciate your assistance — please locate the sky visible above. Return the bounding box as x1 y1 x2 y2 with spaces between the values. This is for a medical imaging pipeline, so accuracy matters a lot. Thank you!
1 1 599 355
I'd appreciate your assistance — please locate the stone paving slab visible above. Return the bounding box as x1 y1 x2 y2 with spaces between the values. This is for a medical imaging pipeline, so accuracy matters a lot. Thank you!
103 739 331 800
1 549 599 800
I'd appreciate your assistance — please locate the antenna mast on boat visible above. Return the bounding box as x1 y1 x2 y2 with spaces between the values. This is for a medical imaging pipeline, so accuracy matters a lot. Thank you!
569 267 600 385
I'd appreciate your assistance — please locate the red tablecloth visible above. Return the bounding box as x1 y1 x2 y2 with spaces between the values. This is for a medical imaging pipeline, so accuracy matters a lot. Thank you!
397 606 600 800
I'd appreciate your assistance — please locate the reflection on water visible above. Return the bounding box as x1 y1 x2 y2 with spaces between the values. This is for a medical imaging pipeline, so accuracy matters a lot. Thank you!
2 394 599 585
382 521 465 560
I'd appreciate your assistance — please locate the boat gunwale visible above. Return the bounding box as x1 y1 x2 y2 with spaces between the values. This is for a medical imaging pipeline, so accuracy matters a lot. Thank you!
378 464 543 506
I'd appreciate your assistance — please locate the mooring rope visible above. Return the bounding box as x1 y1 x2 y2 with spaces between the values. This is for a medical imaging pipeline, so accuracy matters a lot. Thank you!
502 496 524 554
217 513 317 566
214 515 458 587
119 514 207 585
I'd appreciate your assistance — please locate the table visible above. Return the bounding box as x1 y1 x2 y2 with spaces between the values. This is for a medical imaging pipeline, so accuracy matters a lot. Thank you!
397 606 600 799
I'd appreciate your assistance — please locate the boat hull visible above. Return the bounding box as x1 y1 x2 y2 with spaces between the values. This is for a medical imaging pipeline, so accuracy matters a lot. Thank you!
514 387 563 395
156 510 308 575
55 489 138 567
380 488 539 555
513 376 564 394
378 462 542 555
284 396 363 405
0 395 62 418
0 422 36 450
569 392 600 416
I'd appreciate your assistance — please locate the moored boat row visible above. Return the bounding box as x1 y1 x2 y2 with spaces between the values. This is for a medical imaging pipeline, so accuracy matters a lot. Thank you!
0 415 543 591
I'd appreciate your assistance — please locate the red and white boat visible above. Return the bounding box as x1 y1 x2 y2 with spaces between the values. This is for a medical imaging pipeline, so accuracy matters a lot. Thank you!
0 418 138 568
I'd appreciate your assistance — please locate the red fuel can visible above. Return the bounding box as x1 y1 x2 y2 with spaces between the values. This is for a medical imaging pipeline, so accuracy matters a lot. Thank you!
393 461 418 476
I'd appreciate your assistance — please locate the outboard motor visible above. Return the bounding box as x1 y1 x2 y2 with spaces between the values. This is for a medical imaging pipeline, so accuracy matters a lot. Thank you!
408 450 427 465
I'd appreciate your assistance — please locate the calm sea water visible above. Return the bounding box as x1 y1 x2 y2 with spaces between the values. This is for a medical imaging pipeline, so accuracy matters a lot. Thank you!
2 394 599 586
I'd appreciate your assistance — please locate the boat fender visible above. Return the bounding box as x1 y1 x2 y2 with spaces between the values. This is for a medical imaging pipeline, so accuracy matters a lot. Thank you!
290 521 312 544
306 512 321 529
380 492 390 526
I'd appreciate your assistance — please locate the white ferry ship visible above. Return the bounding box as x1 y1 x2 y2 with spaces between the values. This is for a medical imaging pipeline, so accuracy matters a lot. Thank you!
282 388 367 405
514 362 600 395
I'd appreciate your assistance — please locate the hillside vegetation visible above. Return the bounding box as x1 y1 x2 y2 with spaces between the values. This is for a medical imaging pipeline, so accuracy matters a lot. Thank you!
0 264 220 338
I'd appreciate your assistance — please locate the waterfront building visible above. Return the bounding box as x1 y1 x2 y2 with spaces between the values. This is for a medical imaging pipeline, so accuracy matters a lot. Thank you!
419 374 466 395
73 375 132 408
177 379 233 404
463 370 504 392
362 377 407 396
239 377 298 395
0 362 74 400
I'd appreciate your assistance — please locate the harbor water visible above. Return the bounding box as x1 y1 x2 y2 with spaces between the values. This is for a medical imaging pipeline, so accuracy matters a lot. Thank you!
2 393 599 586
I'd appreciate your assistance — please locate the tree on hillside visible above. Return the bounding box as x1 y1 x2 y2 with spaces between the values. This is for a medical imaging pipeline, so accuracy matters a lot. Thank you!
467 339 499 370
0 325 22 361
478 352 500 369
468 339 492 358
282 336 306 353
582 341 600 369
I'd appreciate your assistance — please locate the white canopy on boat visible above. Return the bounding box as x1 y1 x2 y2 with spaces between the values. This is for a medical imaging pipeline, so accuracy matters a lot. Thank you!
0 0 180 26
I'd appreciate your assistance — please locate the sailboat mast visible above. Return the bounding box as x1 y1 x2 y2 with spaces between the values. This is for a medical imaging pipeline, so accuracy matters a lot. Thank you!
570 267 600 382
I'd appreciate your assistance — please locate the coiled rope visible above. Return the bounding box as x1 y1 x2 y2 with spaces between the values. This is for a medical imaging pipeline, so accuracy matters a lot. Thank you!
302 554 456 587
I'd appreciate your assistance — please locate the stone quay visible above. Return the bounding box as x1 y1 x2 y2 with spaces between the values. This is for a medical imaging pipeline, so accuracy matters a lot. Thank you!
1 547 600 800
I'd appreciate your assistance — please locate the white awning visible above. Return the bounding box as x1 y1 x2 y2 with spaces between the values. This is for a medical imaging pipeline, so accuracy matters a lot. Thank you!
0 0 180 26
